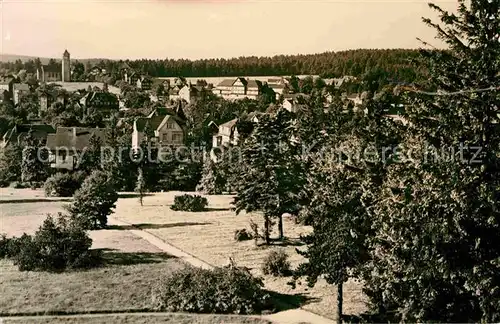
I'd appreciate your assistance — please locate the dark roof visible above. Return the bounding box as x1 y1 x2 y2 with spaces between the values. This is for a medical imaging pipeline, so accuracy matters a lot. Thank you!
246 79 262 89
80 91 119 106
217 79 236 87
236 77 247 86
3 124 56 145
135 116 166 132
41 65 61 73
13 83 30 91
0 77 14 85
46 127 108 151
219 118 238 129
247 111 264 121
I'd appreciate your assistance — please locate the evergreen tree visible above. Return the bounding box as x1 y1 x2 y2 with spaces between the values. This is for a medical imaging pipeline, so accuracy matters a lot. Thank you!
364 1 500 321
234 108 304 243
78 133 102 174
293 96 401 323
196 157 224 195
0 143 23 184
21 129 47 184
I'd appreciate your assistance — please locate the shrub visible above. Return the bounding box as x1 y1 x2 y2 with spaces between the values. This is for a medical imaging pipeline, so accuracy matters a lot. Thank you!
262 250 291 277
171 194 208 212
66 171 118 229
0 234 11 258
151 265 272 314
9 213 101 272
44 171 86 197
10 181 28 189
234 229 252 242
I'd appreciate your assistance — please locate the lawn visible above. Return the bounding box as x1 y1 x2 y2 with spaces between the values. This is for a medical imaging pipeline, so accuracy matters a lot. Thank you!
0 189 367 321
112 191 368 320
2 314 272 324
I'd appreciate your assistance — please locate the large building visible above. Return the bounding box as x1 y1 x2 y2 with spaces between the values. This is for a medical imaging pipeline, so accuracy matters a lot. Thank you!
36 50 71 83
212 77 263 100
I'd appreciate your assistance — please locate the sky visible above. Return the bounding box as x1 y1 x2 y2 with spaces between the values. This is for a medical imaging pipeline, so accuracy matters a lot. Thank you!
0 0 457 60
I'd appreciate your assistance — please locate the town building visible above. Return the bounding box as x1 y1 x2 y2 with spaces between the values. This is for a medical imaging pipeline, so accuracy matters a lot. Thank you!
79 91 119 118
213 77 263 100
282 93 309 113
136 76 153 90
46 127 108 170
212 118 239 149
0 77 15 102
62 50 71 82
36 50 71 82
177 84 202 104
1 124 55 148
13 83 30 105
132 114 185 150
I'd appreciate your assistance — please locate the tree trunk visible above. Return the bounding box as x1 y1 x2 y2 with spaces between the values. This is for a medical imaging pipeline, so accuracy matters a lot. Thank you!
278 214 284 240
264 216 271 245
337 283 343 324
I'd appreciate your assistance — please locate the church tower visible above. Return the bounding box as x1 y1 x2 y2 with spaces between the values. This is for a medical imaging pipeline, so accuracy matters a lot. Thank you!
62 50 71 82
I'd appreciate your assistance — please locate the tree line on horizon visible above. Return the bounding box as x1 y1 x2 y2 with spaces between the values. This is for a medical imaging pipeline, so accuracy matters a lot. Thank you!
2 48 426 84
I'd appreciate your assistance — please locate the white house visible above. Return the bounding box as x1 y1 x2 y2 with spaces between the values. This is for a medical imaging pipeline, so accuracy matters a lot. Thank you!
132 114 184 150
212 118 239 149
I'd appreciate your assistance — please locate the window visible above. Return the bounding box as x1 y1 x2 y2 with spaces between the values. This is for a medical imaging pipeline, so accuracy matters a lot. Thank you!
60 151 67 162
166 122 174 129
172 133 182 143
162 133 169 142
216 136 222 147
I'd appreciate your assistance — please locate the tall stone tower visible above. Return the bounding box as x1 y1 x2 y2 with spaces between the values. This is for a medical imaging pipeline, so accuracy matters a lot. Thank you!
62 49 71 82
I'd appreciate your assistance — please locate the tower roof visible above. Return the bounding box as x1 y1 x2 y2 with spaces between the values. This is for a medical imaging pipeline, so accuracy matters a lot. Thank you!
63 49 70 57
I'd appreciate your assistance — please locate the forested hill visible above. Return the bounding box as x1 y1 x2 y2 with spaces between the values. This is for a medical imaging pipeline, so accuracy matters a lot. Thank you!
1 49 426 84
126 49 425 81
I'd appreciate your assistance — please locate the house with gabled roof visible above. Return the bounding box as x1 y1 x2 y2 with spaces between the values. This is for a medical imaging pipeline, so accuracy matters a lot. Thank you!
46 127 109 170
79 91 119 118
212 118 239 149
132 114 185 150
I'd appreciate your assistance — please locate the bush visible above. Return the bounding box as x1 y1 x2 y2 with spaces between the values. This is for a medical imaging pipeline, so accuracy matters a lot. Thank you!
151 265 272 314
44 172 86 197
0 234 11 258
8 213 101 272
66 171 118 229
234 229 253 242
262 250 291 277
171 194 208 212
10 181 28 189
